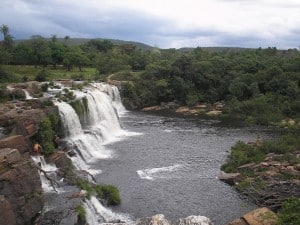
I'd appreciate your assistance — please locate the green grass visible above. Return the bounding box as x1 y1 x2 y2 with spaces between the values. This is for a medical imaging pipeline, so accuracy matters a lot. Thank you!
75 204 86 221
277 197 300 225
2 65 97 81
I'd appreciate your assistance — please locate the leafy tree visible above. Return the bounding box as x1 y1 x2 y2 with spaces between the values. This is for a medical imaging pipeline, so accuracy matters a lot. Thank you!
30 36 52 67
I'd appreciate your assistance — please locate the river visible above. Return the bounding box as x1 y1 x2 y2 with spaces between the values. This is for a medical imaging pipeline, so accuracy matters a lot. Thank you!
90 111 268 225
50 83 270 225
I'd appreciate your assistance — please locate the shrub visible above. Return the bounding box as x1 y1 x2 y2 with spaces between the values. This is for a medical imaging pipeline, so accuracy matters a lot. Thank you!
75 178 93 199
277 197 300 225
35 117 55 156
35 69 49 82
75 205 86 221
258 134 300 154
94 184 121 206
221 141 264 173
41 83 49 92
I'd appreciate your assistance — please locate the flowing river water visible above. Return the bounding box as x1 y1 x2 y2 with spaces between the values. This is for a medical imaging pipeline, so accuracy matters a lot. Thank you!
44 83 272 225
93 112 270 225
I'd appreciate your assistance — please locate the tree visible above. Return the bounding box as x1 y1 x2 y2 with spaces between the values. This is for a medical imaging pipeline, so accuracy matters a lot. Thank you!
0 24 9 38
0 24 14 64
64 35 70 45
51 34 57 43
63 46 89 71
30 36 52 67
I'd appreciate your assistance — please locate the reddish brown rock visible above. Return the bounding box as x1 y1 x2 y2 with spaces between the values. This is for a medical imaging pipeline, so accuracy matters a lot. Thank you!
219 172 241 185
0 135 30 154
0 151 43 225
0 148 22 164
242 208 277 225
225 218 248 225
0 195 16 225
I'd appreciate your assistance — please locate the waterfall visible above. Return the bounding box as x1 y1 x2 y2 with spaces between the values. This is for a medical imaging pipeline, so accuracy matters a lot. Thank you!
23 89 34 99
84 196 132 225
31 156 58 192
54 83 133 224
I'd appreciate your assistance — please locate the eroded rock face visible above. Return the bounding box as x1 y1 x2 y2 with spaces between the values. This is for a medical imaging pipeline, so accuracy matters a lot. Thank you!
0 98 58 138
0 195 16 225
0 148 44 225
0 136 30 154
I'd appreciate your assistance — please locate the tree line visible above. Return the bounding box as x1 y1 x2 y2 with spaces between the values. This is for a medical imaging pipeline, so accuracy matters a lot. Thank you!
1 24 300 125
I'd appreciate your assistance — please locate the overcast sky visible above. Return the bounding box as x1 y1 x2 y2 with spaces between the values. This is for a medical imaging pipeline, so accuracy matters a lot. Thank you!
1 0 300 49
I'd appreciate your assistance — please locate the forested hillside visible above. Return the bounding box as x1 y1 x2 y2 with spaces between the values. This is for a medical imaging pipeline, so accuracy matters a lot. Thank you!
1 26 299 125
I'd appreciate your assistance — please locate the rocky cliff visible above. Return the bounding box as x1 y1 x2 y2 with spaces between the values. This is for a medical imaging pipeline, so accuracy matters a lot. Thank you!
0 148 43 225
0 83 59 225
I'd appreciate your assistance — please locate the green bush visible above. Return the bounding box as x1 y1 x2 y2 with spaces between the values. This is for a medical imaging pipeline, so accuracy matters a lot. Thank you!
258 134 300 155
35 69 49 82
75 204 86 221
75 178 93 199
221 141 264 173
277 197 300 225
94 184 121 206
35 117 55 156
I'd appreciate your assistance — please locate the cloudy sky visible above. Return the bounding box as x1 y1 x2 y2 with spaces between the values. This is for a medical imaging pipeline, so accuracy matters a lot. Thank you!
1 0 300 49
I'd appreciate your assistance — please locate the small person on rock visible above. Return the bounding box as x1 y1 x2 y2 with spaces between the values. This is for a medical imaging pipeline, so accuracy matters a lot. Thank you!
33 143 42 155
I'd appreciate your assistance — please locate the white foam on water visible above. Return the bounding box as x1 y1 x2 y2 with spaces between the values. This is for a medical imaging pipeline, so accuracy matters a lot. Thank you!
137 164 184 180
23 89 34 99
31 156 59 193
84 196 132 225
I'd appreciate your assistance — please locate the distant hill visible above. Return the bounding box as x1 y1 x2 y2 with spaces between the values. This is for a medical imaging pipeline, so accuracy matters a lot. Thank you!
15 37 155 51
178 46 255 52
15 37 260 52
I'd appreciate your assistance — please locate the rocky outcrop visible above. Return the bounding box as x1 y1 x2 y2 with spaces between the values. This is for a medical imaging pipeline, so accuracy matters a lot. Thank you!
0 98 58 138
219 172 241 185
0 135 30 154
142 102 224 117
0 148 44 225
177 215 213 225
220 151 300 211
226 208 277 225
0 195 16 225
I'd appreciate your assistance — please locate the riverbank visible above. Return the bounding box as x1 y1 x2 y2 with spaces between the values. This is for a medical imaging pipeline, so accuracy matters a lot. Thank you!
219 134 300 224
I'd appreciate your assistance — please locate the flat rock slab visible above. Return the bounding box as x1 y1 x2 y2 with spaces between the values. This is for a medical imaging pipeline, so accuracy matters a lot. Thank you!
242 208 277 225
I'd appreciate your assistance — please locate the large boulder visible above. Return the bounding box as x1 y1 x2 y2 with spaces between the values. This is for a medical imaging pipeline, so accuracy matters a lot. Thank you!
226 208 277 225
137 214 171 225
242 208 277 225
176 215 213 225
0 148 43 225
0 135 30 154
219 172 241 185
0 195 16 225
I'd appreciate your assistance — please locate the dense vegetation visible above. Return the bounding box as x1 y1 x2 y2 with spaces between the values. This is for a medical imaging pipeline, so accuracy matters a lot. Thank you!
76 178 121 206
221 134 300 174
1 24 299 125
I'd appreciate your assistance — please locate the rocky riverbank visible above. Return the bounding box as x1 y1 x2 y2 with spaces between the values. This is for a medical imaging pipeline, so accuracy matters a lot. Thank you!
219 138 300 225
142 101 224 117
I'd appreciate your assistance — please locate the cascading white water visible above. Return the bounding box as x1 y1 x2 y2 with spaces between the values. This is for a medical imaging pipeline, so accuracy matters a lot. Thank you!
56 101 83 137
91 83 126 115
23 89 34 99
55 83 133 224
84 196 132 225
31 156 58 192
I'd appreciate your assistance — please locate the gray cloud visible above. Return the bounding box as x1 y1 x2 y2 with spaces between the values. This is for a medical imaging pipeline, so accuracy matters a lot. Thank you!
1 0 299 49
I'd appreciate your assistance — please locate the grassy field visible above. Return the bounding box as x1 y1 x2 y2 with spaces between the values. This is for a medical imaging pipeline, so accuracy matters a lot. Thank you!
2 65 98 82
